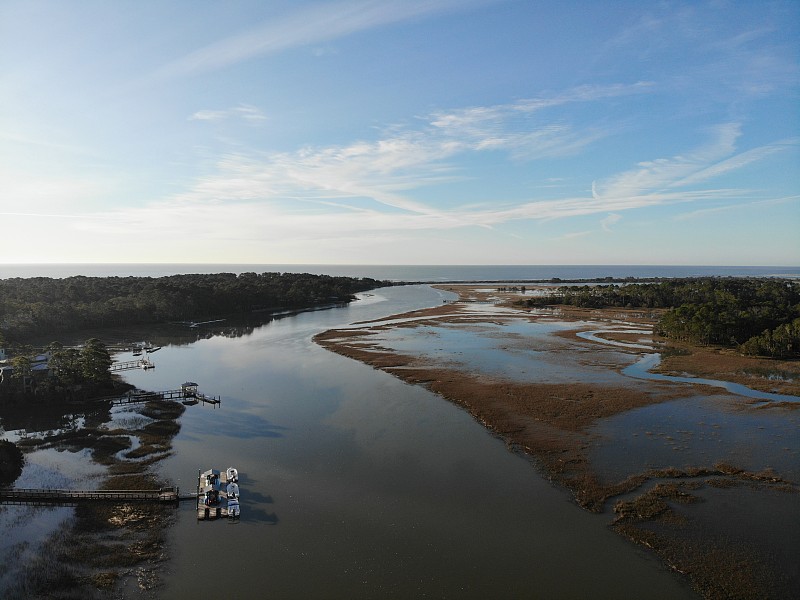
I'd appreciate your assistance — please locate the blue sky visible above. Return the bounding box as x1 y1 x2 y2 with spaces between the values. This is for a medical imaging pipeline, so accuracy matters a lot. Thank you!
1 0 798 265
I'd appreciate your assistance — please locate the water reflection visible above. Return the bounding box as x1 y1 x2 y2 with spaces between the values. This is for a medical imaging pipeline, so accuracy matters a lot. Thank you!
624 353 800 402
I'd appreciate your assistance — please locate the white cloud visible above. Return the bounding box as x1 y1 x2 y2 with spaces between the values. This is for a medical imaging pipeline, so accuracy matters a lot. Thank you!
601 213 621 231
189 104 267 124
154 0 499 79
593 123 743 201
189 109 229 122
669 137 799 188
65 103 796 256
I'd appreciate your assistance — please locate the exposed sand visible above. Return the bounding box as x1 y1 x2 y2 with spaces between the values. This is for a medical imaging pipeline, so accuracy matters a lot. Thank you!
315 284 799 599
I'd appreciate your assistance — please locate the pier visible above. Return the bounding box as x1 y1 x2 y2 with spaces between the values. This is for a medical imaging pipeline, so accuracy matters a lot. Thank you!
110 358 155 372
101 382 221 407
0 486 196 506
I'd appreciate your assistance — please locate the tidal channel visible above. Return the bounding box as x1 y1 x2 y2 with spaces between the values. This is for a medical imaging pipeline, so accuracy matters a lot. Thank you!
116 285 695 598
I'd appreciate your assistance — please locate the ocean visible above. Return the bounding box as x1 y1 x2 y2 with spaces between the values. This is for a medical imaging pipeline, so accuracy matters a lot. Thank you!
0 263 798 281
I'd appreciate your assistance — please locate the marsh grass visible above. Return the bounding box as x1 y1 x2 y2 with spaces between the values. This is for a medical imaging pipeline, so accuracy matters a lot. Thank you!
6 399 183 597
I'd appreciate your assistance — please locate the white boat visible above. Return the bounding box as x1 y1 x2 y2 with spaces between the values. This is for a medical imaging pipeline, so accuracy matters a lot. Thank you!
227 496 240 519
226 467 238 483
226 482 240 498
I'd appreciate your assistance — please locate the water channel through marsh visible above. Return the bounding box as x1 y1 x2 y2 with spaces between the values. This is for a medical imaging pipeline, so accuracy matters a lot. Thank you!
6 284 797 597
117 285 700 598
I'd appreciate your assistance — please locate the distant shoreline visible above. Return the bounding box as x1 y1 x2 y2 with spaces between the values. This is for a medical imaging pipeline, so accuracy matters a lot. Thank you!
2 263 798 281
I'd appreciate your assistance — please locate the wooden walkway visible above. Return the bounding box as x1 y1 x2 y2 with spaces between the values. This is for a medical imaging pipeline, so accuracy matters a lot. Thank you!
0 486 197 506
110 358 155 372
99 386 221 407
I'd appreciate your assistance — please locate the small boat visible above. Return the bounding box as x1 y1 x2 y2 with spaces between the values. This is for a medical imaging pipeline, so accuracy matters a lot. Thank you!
226 467 238 483
145 346 161 353
227 496 240 519
226 482 240 498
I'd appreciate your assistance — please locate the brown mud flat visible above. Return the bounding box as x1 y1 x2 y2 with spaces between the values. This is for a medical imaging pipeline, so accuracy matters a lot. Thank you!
315 285 799 599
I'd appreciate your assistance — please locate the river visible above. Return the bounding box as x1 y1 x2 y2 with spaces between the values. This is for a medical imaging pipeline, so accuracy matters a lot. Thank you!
111 285 694 598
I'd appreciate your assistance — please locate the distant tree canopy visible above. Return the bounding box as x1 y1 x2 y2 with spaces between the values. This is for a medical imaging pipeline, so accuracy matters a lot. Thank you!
523 278 800 358
1 338 117 402
0 272 386 341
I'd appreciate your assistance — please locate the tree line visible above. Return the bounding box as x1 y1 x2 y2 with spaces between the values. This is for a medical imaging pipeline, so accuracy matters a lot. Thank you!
0 272 386 342
522 278 800 358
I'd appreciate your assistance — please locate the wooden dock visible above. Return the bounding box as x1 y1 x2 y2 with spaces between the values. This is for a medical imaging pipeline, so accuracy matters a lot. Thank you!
100 382 221 407
0 486 196 506
197 468 240 521
110 358 155 372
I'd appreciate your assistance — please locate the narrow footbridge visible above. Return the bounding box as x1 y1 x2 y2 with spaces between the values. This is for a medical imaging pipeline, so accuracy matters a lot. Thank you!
0 486 197 506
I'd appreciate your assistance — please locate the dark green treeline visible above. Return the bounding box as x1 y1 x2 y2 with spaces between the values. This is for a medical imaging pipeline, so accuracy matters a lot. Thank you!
522 277 800 358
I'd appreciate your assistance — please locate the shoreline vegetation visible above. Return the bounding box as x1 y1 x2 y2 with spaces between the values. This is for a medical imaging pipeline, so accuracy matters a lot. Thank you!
0 271 387 342
314 281 799 599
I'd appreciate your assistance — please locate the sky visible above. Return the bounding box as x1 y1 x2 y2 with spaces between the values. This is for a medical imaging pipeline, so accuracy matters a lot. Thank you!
1 0 798 266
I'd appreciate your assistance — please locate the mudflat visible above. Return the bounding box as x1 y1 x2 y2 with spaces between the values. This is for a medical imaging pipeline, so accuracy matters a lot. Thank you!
315 284 800 600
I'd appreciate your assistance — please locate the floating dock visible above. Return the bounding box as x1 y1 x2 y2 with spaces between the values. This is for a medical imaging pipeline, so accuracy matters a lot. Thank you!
197 468 240 521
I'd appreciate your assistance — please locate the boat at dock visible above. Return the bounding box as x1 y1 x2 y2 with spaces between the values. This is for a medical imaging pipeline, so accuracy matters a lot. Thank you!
197 467 241 521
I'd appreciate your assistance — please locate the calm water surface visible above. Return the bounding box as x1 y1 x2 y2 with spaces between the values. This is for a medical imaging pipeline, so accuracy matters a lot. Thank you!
117 285 694 599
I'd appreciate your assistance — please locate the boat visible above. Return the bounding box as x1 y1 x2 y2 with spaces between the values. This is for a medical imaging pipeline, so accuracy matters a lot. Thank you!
145 346 161 353
226 482 240 498
227 496 240 519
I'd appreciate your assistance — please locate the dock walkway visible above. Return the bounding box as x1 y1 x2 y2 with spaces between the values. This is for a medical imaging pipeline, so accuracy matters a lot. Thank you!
0 486 196 506
110 358 155 372
98 383 221 407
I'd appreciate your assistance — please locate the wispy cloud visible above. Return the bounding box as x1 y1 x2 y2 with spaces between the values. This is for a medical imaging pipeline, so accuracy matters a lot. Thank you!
189 104 267 124
601 213 622 231
76 105 796 249
669 137 799 188
593 123 742 201
674 194 800 221
176 85 649 218
154 0 499 79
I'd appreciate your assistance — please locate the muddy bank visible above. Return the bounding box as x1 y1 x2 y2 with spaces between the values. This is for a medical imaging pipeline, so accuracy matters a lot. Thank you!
314 285 799 599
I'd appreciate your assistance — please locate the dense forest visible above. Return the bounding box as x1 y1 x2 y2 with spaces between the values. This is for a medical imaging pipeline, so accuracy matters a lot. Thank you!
0 272 386 342
522 278 800 358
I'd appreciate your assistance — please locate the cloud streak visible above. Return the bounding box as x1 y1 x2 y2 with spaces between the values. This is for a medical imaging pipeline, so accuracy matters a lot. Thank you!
189 104 267 124
154 0 498 79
